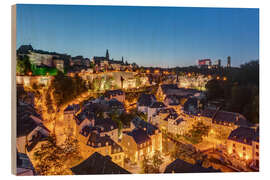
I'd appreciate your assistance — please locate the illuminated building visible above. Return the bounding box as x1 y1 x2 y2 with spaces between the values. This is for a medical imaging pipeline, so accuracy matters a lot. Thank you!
227 56 231 68
71 152 130 174
16 103 50 154
121 117 162 162
226 127 258 166
197 59 212 68
104 89 125 103
137 93 156 114
199 109 249 145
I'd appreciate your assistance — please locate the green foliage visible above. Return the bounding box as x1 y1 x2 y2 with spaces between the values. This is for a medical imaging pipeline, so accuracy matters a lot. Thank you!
170 143 209 166
141 155 151 173
141 151 163 173
205 60 259 124
50 72 87 107
33 136 82 175
31 65 59 76
16 56 32 75
152 150 163 173
205 79 224 100
184 122 210 144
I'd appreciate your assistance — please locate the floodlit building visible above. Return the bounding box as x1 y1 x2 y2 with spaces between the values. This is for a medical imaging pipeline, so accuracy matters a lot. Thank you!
121 117 162 162
104 89 125 103
16 102 50 154
137 93 156 114
226 127 258 167
71 152 130 174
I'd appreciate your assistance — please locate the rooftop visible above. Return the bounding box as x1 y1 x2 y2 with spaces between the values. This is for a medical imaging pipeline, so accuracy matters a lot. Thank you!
126 128 151 145
228 127 257 145
70 152 130 175
164 159 220 173
137 93 156 107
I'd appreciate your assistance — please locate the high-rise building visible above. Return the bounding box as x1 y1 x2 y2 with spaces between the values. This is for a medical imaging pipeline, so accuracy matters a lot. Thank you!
218 59 221 67
198 59 211 68
227 56 231 68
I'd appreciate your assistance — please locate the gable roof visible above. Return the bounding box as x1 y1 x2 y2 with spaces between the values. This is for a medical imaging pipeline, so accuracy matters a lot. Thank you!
17 103 42 137
17 152 35 172
71 152 130 175
228 127 257 145
201 109 247 126
160 84 178 92
150 102 166 108
164 159 220 173
137 94 156 107
131 116 159 136
126 128 151 145
107 99 124 110
105 89 124 97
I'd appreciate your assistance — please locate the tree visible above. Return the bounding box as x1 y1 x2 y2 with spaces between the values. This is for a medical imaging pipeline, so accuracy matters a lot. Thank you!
184 122 210 144
141 151 163 173
16 55 32 75
152 150 163 173
141 155 151 173
205 79 224 100
32 136 82 175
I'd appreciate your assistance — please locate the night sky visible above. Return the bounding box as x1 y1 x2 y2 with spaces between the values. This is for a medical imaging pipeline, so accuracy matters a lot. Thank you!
16 4 259 67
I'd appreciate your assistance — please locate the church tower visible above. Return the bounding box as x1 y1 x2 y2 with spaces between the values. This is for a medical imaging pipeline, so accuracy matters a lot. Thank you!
106 49 109 60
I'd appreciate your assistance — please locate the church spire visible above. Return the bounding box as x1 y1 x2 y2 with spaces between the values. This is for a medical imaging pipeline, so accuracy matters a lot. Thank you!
106 49 109 60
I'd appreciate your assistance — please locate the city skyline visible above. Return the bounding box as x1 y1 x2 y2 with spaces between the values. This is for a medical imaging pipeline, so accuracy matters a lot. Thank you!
16 4 259 67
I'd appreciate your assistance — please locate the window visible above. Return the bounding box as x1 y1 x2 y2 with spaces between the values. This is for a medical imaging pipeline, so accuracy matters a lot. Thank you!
256 152 259 157
233 149 236 153
243 146 246 151
233 144 236 148
256 145 259 149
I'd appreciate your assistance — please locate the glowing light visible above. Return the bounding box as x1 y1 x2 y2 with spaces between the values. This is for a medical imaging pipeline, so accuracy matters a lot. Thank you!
216 76 220 80
223 77 227 81
188 73 191 77
28 72 32 76
239 152 243 158
228 148 232 154
146 70 150 74
154 69 160 74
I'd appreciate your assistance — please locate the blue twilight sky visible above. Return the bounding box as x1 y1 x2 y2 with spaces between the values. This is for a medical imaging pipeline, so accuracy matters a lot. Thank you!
16 4 259 67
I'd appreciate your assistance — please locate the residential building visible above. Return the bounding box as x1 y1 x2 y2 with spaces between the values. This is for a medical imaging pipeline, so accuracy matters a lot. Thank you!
251 128 259 170
199 109 249 144
105 89 125 103
164 159 220 173
71 152 130 175
137 93 156 114
168 117 189 136
226 127 257 165
147 101 166 122
157 84 200 101
16 102 50 154
121 117 162 162
16 152 35 176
